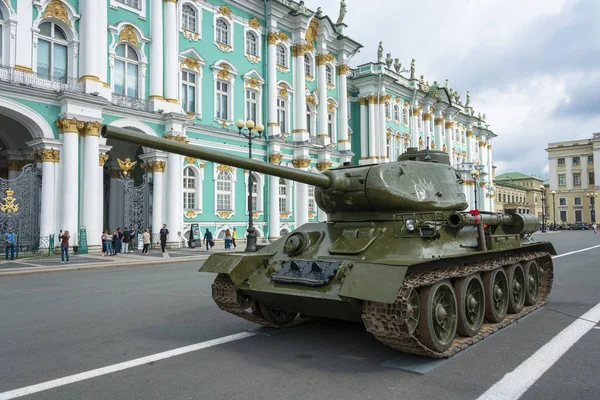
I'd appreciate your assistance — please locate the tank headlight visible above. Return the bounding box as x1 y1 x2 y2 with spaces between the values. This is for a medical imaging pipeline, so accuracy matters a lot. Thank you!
405 219 415 232
283 232 308 255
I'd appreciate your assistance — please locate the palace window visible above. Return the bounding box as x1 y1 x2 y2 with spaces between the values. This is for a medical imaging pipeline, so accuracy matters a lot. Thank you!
386 138 392 160
572 156 580 166
277 98 287 132
181 70 196 114
588 155 594 164
250 175 258 211
327 113 333 138
216 171 232 210
37 22 68 81
560 210 567 222
385 102 391 119
573 173 581 186
559 198 567 206
574 197 582 206
216 80 229 120
246 31 258 57
276 44 287 67
304 53 312 77
503 194 506 203
326 65 333 85
589 172 595 185
557 158 565 167
306 105 312 135
216 18 230 46
393 105 400 122
558 174 566 187
575 210 582 222
402 107 409 125
278 178 288 212
113 43 139 98
395 136 402 159
245 89 258 123
183 167 196 210
308 186 316 213
117 0 140 9
182 4 197 32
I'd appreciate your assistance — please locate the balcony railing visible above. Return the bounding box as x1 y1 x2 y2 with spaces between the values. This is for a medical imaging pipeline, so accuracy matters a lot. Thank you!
0 65 83 93
110 93 150 112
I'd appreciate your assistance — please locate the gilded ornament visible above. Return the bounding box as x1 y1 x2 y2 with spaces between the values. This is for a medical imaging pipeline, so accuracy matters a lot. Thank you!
117 157 137 177
316 161 332 171
248 17 260 29
306 95 316 106
276 65 290 73
327 100 335 113
278 85 288 98
217 211 232 219
326 83 335 91
185 210 197 219
292 158 311 169
215 42 233 52
431 141 436 150
246 54 260 64
434 117 445 126
164 135 189 143
37 149 60 163
183 57 201 71
252 212 259 219
442 144 447 152
42 0 71 27
487 144 492 149
366 95 377 104
147 161 166 173
269 153 283 164
185 157 197 165
280 212 291 219
422 113 431 121
183 30 199 42
315 53 335 66
217 165 234 173
395 97 401 104
217 5 233 20
267 32 278 45
337 64 349 75
308 213 315 220
98 153 109 167
246 77 260 88
119 25 139 47
358 97 367 106
217 63 231 80
278 32 288 42
56 117 85 134
305 17 319 44
445 121 455 129
0 189 19 214
83 121 102 137
6 160 27 172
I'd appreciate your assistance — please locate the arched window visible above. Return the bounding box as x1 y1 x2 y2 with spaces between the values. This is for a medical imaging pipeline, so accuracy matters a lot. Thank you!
276 44 286 67
181 70 196 113
37 22 68 81
183 167 196 210
250 175 258 211
216 171 232 211
278 178 287 212
246 31 257 56
113 43 139 98
277 97 287 133
385 102 391 119
394 105 400 122
304 54 312 76
325 65 333 85
182 5 197 32
308 186 316 213
306 105 312 135
417 114 423 130
216 18 229 45
402 107 409 125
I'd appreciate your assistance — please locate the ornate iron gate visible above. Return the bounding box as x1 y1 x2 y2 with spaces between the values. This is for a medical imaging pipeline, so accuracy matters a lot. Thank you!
122 171 153 243
0 164 42 255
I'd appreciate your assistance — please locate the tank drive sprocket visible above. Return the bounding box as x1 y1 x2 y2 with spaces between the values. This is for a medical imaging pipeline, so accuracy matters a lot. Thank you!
362 251 553 358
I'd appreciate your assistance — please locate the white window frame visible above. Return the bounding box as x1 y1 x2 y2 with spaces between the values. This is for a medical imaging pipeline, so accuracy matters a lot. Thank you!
112 43 141 98
179 52 205 117
108 23 149 99
0 2 17 68
245 88 259 124
110 0 146 20
214 167 236 214
183 165 202 212
402 106 409 126
276 44 287 68
386 137 392 160
278 178 293 213
244 26 261 62
385 101 391 120
325 63 335 88
558 197 567 206
245 172 264 213
36 21 70 81
308 186 316 214
181 3 199 33
304 53 314 78
393 104 400 123
181 69 198 114
213 16 233 52
211 61 237 124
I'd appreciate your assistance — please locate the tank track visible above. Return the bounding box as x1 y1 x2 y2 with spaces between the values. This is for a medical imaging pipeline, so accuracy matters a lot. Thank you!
362 251 553 358
211 273 309 329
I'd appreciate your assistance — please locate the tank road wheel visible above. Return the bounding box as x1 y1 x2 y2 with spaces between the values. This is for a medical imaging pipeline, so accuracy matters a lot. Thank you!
418 280 458 353
506 263 526 313
483 268 509 323
524 260 541 306
406 288 420 335
454 274 485 337
258 303 298 327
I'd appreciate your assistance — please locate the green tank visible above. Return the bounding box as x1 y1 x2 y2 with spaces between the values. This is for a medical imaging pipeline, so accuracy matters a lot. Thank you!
101 125 555 358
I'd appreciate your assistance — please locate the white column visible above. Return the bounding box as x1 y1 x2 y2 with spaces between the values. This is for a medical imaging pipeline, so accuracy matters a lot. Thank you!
81 122 102 247
466 127 473 163
434 111 443 150
267 33 279 136
379 99 386 160
293 159 310 227
149 161 166 238
293 46 308 142
268 174 280 240
163 0 178 103
108 169 120 231
15 1 33 71
337 65 350 151
410 106 419 148
149 0 165 101
316 54 329 145
38 150 58 242
57 118 82 245
166 152 183 245
359 98 368 162
445 120 454 165
80 0 108 93
368 97 377 161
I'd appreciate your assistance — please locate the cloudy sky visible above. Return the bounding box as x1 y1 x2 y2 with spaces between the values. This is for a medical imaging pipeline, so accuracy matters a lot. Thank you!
305 0 600 178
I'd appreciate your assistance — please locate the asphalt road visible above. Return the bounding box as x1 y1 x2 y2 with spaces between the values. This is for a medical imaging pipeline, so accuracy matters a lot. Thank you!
1 231 599 400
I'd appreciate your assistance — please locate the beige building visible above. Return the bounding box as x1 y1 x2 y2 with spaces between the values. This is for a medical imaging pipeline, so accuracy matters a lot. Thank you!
494 172 545 221
546 133 600 224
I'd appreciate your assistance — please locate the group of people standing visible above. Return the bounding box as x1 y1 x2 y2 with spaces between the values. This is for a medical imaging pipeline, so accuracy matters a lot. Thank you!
101 226 138 256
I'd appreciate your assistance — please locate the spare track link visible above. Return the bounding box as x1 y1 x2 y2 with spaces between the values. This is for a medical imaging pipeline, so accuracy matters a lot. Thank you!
211 273 308 329
362 251 553 358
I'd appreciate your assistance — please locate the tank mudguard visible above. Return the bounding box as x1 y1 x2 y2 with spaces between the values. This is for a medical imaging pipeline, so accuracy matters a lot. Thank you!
199 253 273 287
340 262 408 304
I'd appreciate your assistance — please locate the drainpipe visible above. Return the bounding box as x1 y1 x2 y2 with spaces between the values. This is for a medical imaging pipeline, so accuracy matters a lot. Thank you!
263 0 270 240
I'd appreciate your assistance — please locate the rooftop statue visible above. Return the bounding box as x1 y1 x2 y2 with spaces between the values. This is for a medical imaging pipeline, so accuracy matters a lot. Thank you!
465 91 471 107
410 58 415 80
377 41 383 63
393 58 401 74
336 0 347 24
385 53 393 69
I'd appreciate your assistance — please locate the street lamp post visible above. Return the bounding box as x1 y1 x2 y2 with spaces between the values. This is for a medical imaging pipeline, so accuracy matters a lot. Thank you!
586 192 598 223
540 185 546 232
236 119 265 253
470 169 480 210
551 190 556 229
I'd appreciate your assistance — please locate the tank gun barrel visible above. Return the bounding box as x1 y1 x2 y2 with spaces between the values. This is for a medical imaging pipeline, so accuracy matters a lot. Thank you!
101 125 331 189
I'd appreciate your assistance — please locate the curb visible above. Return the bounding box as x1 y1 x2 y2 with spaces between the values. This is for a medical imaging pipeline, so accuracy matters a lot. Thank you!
0 255 210 277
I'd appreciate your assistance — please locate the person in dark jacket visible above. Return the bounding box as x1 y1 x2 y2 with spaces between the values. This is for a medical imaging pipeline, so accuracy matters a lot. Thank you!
122 227 130 253
159 224 169 253
203 229 214 251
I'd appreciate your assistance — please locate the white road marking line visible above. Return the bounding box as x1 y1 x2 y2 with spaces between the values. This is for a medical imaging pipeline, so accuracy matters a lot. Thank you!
476 302 600 400
0 331 256 400
551 244 600 259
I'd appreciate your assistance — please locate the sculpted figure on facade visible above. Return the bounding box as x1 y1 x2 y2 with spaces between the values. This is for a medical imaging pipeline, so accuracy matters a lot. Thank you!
336 0 347 24
385 53 393 69
316 7 323 17
377 42 383 63
393 58 401 74
465 91 471 107
410 58 415 80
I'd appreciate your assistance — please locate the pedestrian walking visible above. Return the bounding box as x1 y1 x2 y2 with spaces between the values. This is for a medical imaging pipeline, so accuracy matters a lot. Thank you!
204 228 214 251
159 224 169 253
122 226 130 253
4 227 15 261
129 226 136 252
592 222 597 234
116 228 123 253
232 227 237 248
142 228 151 254
225 228 232 249
59 230 70 263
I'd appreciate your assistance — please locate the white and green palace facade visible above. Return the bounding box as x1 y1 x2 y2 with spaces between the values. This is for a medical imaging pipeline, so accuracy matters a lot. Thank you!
0 0 496 250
